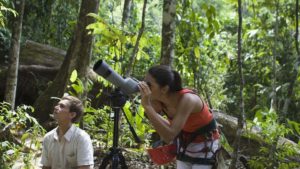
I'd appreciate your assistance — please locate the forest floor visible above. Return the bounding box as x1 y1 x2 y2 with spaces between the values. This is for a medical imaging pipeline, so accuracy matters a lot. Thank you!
12 150 247 169
11 146 175 169
10 138 245 169
13 146 238 169
12 154 175 169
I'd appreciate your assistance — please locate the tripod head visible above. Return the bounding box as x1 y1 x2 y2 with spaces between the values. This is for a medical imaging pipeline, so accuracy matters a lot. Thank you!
110 88 127 108
108 88 141 143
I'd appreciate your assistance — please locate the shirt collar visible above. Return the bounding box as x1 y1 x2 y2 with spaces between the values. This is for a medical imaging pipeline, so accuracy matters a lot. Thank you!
53 125 76 142
64 125 75 142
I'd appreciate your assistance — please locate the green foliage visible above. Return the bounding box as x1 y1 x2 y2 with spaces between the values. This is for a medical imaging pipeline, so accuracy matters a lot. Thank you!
0 0 16 27
0 102 45 168
0 141 19 169
122 101 154 147
246 109 300 168
83 105 113 147
68 70 85 95
0 27 10 62
223 0 300 122
288 120 300 145
88 0 163 80
22 0 79 49
175 1 230 110
0 1 14 63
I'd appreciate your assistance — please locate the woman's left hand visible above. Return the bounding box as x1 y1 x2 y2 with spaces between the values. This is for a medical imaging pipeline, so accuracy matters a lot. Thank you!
138 81 152 108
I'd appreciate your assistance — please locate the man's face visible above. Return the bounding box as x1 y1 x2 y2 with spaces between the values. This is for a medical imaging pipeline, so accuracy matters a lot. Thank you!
53 99 75 123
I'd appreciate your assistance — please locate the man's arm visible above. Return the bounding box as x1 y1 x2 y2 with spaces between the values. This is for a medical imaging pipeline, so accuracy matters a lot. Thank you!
76 131 94 168
41 136 51 169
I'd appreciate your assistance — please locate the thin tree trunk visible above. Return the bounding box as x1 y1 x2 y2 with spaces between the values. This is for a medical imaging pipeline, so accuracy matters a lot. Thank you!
160 0 176 66
42 0 55 40
4 0 25 109
34 0 99 123
74 0 99 128
271 0 279 112
229 0 245 168
121 0 132 27
282 0 300 116
74 0 99 97
296 0 300 56
269 2 281 167
251 0 256 18
125 0 147 76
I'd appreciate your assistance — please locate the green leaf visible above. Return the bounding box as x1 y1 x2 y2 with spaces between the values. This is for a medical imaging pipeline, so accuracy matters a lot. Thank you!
21 133 30 143
254 110 264 122
87 13 103 21
288 120 300 135
212 20 219 31
247 29 259 38
70 70 78 83
71 84 83 94
254 83 264 88
194 47 200 58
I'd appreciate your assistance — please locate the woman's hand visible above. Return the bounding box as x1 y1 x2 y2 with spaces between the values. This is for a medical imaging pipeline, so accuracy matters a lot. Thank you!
138 81 152 108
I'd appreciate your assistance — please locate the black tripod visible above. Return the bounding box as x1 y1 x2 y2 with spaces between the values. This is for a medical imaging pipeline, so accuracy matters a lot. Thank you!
99 89 141 169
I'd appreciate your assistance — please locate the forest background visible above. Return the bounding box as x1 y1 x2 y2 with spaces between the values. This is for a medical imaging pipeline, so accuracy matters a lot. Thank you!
0 0 300 168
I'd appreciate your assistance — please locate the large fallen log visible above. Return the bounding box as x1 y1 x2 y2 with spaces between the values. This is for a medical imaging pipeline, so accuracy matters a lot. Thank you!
20 40 65 67
0 40 100 106
212 110 300 163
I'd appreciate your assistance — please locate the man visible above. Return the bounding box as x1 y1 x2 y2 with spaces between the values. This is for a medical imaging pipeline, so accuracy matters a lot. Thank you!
41 95 94 169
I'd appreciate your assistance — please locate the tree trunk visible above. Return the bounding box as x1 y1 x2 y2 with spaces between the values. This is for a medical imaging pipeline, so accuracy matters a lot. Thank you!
125 0 147 76
121 0 132 27
160 0 176 66
4 0 25 109
282 0 300 116
73 0 100 128
74 0 99 98
271 0 279 112
229 0 245 168
34 0 99 123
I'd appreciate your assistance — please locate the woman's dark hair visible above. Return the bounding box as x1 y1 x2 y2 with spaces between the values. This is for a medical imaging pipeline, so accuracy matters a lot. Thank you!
148 65 182 92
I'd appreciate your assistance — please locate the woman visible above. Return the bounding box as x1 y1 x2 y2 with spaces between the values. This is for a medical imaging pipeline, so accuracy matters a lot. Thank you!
138 65 220 169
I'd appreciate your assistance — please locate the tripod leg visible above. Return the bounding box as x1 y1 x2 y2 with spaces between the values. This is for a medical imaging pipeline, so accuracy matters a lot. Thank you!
99 153 113 169
111 153 119 169
118 152 128 169
100 148 128 169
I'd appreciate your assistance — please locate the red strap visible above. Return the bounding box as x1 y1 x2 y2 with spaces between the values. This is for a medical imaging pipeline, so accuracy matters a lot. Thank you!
179 89 194 94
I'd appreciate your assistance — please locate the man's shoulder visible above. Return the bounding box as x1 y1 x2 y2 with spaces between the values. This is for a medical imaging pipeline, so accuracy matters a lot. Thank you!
44 127 57 139
72 126 91 139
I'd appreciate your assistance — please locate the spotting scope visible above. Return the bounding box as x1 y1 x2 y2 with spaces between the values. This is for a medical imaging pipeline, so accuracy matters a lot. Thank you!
93 60 139 95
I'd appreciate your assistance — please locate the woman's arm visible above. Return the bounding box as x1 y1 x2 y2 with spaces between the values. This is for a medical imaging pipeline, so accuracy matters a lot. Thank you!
139 82 202 143
144 99 171 128
144 94 200 143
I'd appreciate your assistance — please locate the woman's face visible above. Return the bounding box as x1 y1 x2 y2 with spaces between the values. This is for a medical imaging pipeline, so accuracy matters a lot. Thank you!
144 73 162 99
